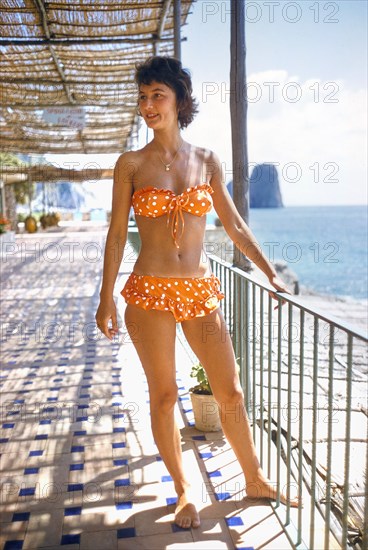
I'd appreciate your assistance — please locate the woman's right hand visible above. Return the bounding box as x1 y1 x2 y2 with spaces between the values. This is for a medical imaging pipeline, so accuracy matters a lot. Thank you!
95 297 119 340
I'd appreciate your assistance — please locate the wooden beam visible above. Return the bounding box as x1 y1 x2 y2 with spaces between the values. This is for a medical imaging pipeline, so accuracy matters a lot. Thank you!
1 2 164 12
0 78 134 85
32 0 75 105
0 145 128 154
174 0 181 60
154 0 172 55
1 104 137 109
0 36 180 46
1 165 114 184
0 135 130 144
230 0 250 270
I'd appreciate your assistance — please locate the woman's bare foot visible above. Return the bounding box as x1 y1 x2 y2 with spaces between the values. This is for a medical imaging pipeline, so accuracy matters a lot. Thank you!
246 478 300 507
174 489 201 529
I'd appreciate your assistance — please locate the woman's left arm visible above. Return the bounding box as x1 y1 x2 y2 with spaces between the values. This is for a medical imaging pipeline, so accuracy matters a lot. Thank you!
209 152 292 298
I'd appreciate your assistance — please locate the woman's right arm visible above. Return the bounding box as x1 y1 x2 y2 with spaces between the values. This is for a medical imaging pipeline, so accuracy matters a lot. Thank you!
95 152 136 339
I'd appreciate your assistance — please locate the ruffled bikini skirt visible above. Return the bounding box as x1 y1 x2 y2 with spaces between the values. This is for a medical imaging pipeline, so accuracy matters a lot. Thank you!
121 273 224 322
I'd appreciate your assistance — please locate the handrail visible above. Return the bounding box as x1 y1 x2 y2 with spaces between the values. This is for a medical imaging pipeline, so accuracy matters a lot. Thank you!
209 253 367 550
209 254 367 341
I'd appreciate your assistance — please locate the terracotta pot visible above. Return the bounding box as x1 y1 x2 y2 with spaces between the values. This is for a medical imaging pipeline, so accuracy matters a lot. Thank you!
190 392 221 432
25 215 38 233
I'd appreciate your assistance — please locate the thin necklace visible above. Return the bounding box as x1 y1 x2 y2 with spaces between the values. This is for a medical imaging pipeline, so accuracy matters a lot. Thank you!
157 139 184 171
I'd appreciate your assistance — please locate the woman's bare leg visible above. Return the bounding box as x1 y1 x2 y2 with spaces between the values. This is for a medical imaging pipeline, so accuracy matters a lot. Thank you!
125 305 200 528
181 308 299 507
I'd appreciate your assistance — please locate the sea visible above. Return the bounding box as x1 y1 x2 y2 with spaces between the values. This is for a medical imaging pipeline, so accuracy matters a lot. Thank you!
208 205 367 302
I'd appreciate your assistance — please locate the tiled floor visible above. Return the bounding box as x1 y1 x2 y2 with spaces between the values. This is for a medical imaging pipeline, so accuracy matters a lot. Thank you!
1 228 299 549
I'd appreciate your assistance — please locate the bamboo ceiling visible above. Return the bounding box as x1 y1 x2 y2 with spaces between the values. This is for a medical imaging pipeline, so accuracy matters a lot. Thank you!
0 0 193 154
0 163 114 183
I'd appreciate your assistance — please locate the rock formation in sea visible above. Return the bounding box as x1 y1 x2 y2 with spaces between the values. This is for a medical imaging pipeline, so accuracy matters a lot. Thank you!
226 163 283 208
249 163 284 208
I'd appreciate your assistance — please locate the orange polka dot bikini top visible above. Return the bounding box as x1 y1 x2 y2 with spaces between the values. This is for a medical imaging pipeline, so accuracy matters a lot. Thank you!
131 183 213 248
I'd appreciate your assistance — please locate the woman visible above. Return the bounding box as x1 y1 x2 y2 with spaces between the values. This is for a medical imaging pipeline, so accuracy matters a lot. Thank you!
95 56 298 529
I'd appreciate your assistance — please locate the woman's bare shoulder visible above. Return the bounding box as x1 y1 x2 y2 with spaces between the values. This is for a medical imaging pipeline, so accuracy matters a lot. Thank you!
189 144 220 166
114 149 142 166
114 147 150 179
189 145 222 184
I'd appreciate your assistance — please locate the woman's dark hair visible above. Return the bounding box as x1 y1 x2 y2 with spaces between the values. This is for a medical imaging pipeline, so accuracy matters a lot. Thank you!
135 56 199 129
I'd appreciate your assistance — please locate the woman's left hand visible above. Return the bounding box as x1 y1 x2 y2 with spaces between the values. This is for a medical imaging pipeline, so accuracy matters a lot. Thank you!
268 274 293 309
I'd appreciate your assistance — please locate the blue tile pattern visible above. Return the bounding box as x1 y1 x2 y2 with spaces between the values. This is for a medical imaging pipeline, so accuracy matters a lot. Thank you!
0 232 290 550
208 470 222 478
112 442 126 448
226 516 244 526
67 483 84 492
117 527 136 538
61 533 81 544
24 467 39 475
69 463 84 471
28 450 43 457
171 523 191 532
116 501 133 510
4 541 24 549
115 479 131 486
113 458 128 466
19 488 35 497
161 475 173 482
199 452 213 459
64 506 82 516
215 492 231 501
12 512 30 522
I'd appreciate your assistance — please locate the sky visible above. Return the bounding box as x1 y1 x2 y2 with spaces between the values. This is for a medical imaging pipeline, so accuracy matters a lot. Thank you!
47 0 367 207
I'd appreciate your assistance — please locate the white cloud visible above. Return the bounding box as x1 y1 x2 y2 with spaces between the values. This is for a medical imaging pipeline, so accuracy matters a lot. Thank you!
52 70 364 208
183 70 367 206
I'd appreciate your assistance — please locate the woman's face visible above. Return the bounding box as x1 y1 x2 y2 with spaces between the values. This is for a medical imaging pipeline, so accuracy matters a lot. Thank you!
138 81 179 129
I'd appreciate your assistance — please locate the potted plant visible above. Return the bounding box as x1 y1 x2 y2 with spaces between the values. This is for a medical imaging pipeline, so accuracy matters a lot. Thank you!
40 211 60 230
22 176 38 233
0 214 10 235
0 214 15 251
24 214 38 233
189 363 221 432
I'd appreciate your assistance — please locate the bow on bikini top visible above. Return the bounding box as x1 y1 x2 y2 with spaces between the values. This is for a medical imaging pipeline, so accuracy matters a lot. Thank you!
131 183 213 248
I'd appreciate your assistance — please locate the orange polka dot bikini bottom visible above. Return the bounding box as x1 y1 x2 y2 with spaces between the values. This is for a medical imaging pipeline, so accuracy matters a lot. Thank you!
121 273 225 322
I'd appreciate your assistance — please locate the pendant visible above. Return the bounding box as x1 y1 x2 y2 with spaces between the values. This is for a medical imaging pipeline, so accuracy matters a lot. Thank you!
165 165 170 171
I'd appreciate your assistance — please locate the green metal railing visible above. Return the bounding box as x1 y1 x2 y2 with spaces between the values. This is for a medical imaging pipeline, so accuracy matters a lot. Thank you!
209 254 367 550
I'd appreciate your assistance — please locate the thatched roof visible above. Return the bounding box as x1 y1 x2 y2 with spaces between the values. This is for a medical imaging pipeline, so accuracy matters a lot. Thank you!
0 0 193 155
0 163 114 183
